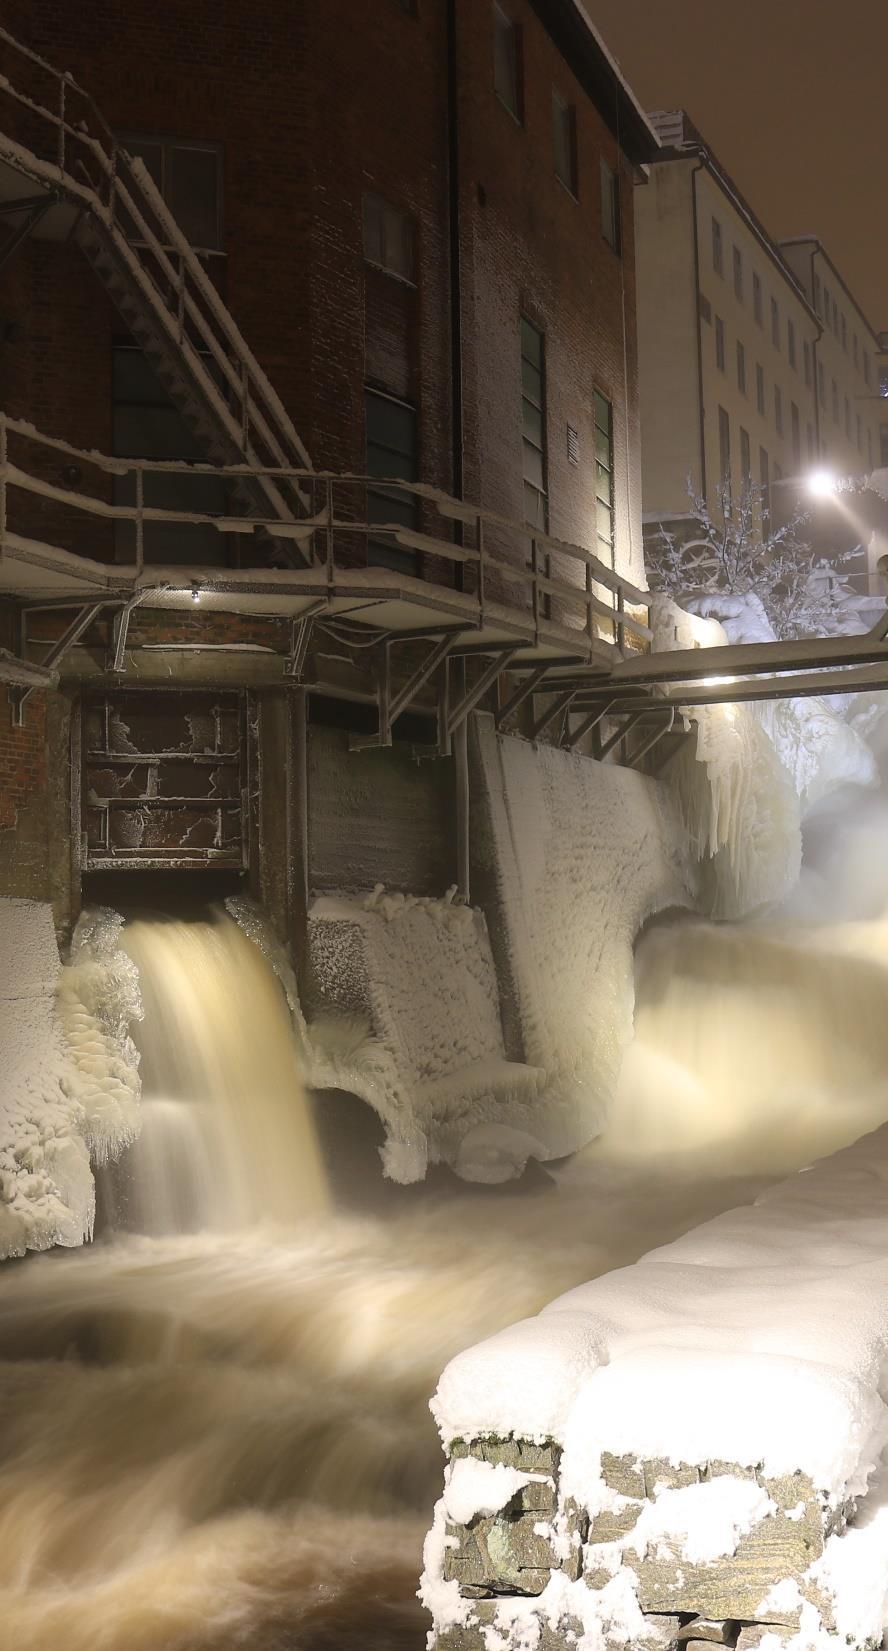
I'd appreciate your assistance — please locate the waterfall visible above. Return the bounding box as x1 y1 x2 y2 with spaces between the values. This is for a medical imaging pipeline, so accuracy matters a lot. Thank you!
97 911 327 1234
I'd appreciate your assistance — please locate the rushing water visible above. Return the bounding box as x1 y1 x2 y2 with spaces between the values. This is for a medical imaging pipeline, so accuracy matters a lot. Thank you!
1 891 888 1649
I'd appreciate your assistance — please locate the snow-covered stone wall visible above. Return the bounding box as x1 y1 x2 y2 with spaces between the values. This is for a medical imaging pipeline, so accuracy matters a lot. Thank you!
423 1123 888 1651
0 900 141 1259
473 716 691 1150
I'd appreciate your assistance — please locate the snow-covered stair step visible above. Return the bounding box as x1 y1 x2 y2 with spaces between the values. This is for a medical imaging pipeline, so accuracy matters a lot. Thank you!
422 1125 888 1649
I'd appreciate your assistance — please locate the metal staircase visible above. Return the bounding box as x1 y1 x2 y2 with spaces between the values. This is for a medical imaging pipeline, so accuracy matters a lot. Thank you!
0 25 312 559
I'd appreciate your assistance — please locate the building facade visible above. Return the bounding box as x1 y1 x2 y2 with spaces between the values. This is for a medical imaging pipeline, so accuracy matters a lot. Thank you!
634 111 820 549
0 3 657 936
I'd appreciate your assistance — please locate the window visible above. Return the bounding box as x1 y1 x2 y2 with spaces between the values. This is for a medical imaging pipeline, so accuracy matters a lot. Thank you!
774 384 783 435
718 405 731 504
365 388 419 573
736 339 746 394
787 319 796 370
791 401 801 466
752 271 763 325
813 273 821 315
803 339 811 387
712 216 723 276
817 360 825 405
823 285 831 325
759 446 771 522
552 90 578 195
594 390 615 562
521 318 547 530
771 296 780 349
362 193 415 281
756 362 765 415
494 4 522 121
733 245 743 301
740 426 751 487
121 134 222 250
601 159 620 252
112 343 228 563
715 316 725 372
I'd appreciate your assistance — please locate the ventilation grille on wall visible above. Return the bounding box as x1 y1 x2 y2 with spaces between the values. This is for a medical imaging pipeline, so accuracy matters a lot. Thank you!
567 423 579 465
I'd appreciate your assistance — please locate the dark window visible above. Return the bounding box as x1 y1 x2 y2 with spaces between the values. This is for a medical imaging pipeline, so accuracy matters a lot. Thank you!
718 406 731 508
594 390 615 562
601 159 620 252
736 339 746 394
791 402 801 466
712 216 723 276
715 316 725 372
552 90 578 195
759 445 771 523
752 271 763 324
787 318 796 370
803 339 811 387
121 134 222 251
362 193 415 281
365 388 419 573
112 344 228 564
732 245 743 301
771 296 780 349
740 426 751 487
774 384 783 436
521 318 548 530
494 4 522 121
756 362 765 414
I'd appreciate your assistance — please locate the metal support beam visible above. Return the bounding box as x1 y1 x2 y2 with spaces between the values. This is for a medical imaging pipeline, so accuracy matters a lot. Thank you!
110 587 155 673
285 599 328 679
287 686 311 1001
563 697 617 751
528 689 577 743
388 632 455 725
446 646 520 737
11 600 104 725
626 709 676 770
598 706 647 760
494 662 550 729
453 706 470 902
0 191 58 273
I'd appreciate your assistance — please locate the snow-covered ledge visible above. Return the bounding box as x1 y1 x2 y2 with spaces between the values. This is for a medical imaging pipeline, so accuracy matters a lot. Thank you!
422 1125 888 1650
0 900 141 1258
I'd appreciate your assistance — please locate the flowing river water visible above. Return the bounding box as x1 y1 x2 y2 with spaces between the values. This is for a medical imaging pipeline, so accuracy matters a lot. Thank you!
2 881 888 1649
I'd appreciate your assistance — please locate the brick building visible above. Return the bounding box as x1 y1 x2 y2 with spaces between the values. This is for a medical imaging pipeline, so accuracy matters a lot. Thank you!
0 2 657 939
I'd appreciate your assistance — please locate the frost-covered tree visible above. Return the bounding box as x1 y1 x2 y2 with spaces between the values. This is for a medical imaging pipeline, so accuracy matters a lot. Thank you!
648 480 859 641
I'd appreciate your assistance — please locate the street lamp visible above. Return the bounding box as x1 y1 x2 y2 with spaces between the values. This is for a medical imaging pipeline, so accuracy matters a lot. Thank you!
805 468 838 499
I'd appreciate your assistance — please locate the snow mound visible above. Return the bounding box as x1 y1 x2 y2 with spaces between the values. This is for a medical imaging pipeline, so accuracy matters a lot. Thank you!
0 901 141 1258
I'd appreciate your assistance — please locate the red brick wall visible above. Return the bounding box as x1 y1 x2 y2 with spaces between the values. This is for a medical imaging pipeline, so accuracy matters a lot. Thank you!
0 687 46 830
3 0 643 583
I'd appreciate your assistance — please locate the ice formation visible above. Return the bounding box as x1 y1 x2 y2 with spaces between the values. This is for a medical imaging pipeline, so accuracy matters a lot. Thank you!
0 900 141 1258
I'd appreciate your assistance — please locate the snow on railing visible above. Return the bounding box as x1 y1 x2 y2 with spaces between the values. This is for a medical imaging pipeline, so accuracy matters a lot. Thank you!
0 26 311 508
0 416 652 651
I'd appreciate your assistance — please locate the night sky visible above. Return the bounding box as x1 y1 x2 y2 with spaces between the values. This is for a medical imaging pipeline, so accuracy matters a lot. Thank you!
589 0 887 329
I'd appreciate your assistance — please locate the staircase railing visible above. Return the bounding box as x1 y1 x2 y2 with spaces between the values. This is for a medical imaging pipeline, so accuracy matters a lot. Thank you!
0 26 312 514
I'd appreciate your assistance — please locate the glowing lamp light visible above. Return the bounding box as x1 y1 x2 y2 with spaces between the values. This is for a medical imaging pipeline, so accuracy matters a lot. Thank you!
191 580 202 604
806 468 837 499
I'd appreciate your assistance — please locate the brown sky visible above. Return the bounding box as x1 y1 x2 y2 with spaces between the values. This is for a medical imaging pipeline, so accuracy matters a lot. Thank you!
589 0 888 328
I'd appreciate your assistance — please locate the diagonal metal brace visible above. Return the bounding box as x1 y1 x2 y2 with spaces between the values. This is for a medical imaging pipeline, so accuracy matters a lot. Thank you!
494 662 551 729
11 600 105 726
598 706 647 760
627 708 677 770
0 191 59 274
528 688 577 742
563 696 617 750
389 633 455 727
285 598 328 679
446 645 521 737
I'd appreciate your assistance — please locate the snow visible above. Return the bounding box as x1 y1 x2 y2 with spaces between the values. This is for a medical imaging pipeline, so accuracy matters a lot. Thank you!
305 885 546 1183
0 900 141 1258
625 1477 776 1565
473 714 692 1147
431 1122 888 1494
442 1459 549 1526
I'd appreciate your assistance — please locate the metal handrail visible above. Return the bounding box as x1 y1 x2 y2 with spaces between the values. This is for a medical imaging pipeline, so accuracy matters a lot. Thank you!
0 26 311 491
0 416 652 649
